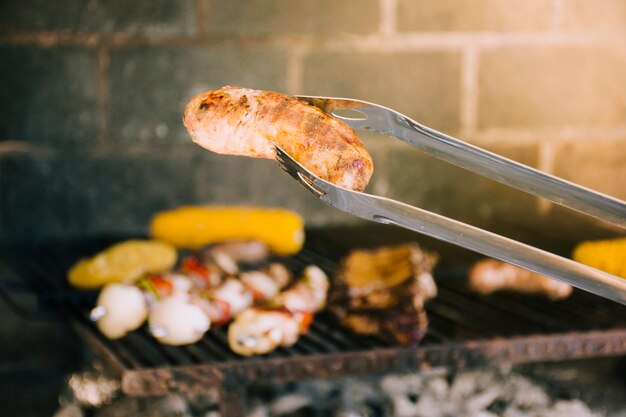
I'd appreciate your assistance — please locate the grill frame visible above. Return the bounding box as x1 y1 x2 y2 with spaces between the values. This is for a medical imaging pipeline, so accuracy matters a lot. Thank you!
2 228 626 416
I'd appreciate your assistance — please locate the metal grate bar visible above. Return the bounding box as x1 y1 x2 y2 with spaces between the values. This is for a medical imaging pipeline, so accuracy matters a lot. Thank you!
2 229 626 398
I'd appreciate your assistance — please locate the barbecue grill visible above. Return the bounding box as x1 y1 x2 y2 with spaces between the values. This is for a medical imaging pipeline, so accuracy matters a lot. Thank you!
1 227 626 416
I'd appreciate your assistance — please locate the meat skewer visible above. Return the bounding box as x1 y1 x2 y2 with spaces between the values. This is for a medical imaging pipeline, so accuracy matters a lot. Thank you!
228 265 329 356
91 272 203 341
146 262 291 346
200 262 293 327
90 246 293 346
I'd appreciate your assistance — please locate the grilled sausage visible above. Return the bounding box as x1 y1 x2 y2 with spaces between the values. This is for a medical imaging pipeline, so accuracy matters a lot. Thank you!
468 259 573 300
183 86 373 191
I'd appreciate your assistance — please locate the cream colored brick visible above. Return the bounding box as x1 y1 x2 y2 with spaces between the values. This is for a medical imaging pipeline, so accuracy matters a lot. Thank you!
478 45 626 129
302 51 462 132
397 0 553 32
552 139 626 201
207 0 379 36
562 0 626 30
383 142 540 226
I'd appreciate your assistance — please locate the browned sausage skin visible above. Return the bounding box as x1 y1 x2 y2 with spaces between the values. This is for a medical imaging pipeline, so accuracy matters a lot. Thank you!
183 86 373 192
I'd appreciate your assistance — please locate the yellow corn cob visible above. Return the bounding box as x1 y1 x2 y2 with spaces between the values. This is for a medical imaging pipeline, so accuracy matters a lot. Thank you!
68 240 177 289
149 206 305 255
572 237 626 279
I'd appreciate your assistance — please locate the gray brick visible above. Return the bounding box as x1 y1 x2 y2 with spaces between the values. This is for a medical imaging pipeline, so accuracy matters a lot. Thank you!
207 0 379 36
478 46 626 129
302 51 462 133
0 46 98 144
397 0 553 31
562 0 626 31
381 139 626 251
0 144 359 242
0 147 192 241
552 139 626 202
108 46 289 144
382 142 541 229
0 0 195 36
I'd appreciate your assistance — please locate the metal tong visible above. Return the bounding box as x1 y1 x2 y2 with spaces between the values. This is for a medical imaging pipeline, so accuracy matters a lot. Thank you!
274 95 626 305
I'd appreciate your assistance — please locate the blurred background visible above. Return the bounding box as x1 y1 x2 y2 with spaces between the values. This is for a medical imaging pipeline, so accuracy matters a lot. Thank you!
0 0 625 415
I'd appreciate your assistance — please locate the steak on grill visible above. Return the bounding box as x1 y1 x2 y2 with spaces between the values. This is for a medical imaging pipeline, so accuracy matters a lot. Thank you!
330 243 438 345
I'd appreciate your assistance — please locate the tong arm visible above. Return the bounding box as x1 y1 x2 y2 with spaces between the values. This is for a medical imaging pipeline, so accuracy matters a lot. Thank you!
297 96 626 228
276 145 626 305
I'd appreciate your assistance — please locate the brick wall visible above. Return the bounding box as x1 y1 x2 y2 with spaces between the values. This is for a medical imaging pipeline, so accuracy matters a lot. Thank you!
1 0 625 245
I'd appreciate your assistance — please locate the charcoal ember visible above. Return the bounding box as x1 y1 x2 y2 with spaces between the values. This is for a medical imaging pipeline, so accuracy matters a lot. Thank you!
246 405 269 417
378 368 599 417
508 375 550 409
544 400 600 417
66 369 120 408
341 378 381 406
381 374 444 417
269 393 313 416
183 387 219 415
503 407 535 417
448 371 500 402
53 404 84 417
330 244 438 345
465 412 499 417
307 379 341 401
93 394 191 417
486 399 511 414
465 387 503 412
334 405 372 417
424 376 449 401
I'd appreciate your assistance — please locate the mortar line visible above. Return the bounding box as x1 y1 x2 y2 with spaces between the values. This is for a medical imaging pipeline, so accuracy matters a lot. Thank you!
0 32 100 47
459 47 479 137
2 31 624 50
286 47 305 95
196 0 210 37
380 0 397 37
552 0 565 31
0 141 36 155
96 46 110 145
537 141 557 214
473 126 626 143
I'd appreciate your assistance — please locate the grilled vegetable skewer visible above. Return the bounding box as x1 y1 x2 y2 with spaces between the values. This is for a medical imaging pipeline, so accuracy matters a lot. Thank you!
90 283 149 339
203 263 292 326
228 265 329 356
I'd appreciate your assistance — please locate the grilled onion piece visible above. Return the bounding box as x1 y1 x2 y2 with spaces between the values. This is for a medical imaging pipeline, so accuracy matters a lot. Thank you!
228 266 329 356
90 284 148 339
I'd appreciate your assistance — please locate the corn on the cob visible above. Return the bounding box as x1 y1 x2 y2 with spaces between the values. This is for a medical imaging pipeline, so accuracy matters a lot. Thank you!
149 206 305 255
68 240 177 289
572 237 626 279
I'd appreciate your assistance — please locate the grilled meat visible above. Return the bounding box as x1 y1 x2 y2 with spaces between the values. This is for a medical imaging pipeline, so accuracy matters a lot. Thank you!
183 86 373 191
469 258 573 300
206 263 292 326
331 244 438 345
228 266 329 356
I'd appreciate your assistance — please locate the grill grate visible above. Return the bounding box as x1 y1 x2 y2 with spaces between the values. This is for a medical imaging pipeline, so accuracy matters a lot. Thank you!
2 228 626 415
